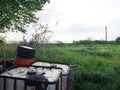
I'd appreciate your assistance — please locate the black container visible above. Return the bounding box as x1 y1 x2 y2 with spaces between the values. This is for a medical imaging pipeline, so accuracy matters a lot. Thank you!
15 46 36 66
16 46 36 59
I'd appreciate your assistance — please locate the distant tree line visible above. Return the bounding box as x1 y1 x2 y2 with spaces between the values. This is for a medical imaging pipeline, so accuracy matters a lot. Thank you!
73 37 120 44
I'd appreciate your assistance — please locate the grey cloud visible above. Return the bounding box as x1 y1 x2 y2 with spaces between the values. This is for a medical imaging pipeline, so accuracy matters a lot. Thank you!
101 0 120 9
37 6 59 22
64 23 105 33
65 19 120 33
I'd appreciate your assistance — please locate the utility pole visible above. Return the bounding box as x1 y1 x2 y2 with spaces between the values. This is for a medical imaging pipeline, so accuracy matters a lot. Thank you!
105 26 107 41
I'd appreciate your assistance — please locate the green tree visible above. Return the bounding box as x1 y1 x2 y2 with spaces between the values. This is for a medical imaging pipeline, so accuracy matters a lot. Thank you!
0 0 49 33
116 37 120 43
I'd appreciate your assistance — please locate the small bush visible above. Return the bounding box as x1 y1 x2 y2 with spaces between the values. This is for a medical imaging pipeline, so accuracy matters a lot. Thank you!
116 37 120 43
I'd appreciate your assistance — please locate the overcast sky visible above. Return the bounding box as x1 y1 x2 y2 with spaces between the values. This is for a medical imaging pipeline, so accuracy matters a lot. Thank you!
36 0 120 43
7 0 120 43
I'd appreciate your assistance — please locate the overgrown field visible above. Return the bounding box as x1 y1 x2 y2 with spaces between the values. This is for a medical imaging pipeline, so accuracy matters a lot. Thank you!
1 43 120 90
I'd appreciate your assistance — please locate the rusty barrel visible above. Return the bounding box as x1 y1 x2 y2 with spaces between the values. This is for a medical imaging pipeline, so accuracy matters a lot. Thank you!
15 46 36 66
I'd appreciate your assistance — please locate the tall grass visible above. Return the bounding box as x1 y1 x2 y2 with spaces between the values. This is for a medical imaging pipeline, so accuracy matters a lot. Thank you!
0 44 17 60
1 43 120 90
35 43 120 90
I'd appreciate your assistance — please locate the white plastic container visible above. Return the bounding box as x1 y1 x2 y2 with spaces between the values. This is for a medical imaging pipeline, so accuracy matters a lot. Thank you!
0 66 62 90
32 61 70 90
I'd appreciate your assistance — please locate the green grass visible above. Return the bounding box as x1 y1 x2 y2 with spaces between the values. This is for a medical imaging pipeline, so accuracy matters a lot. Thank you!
1 43 120 90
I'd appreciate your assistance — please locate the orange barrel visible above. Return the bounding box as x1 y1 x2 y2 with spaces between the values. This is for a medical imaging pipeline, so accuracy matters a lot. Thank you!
15 46 36 66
